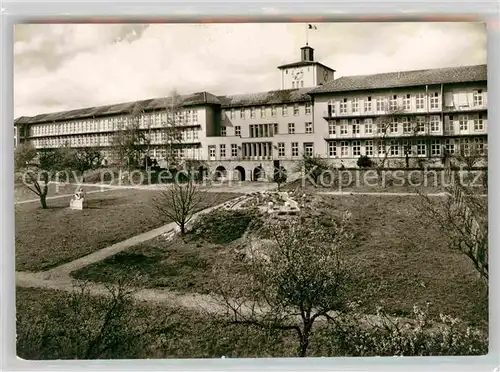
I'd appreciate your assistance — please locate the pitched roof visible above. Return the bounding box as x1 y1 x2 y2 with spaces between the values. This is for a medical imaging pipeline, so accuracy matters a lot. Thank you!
310 64 487 94
218 88 313 108
277 61 335 71
14 92 222 125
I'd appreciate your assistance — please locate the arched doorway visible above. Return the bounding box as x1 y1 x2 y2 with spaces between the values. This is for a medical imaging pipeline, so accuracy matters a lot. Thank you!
234 166 246 181
214 166 227 180
253 166 266 181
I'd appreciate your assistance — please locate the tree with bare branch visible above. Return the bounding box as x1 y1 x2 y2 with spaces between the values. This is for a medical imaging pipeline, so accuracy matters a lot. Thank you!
153 164 208 235
415 172 488 282
160 90 185 169
14 142 67 209
111 104 149 172
213 211 352 357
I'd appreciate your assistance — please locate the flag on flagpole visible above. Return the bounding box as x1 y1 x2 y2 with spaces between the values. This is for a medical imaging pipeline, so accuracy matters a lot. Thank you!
308 24 317 30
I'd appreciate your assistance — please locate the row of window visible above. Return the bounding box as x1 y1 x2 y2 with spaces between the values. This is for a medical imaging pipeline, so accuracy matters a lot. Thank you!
220 122 315 137
327 114 485 136
275 138 487 159
222 102 312 121
326 90 484 116
28 109 201 137
219 113 485 138
208 144 239 159
204 137 486 160
32 134 112 148
31 128 201 148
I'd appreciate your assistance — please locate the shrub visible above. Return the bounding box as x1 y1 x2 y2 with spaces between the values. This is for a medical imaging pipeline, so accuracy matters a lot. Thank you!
319 304 488 356
357 155 373 168
16 285 179 359
189 209 258 244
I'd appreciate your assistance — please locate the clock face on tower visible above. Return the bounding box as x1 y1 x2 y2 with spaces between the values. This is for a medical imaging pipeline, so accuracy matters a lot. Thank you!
293 69 304 80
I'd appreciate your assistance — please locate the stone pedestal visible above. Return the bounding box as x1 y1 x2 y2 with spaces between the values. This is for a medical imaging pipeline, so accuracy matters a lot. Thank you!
70 198 87 210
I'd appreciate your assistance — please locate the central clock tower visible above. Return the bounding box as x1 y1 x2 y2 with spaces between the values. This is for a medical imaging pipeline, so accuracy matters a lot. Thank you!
277 44 335 90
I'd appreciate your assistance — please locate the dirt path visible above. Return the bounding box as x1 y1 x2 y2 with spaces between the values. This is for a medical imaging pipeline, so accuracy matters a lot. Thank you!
39 198 246 280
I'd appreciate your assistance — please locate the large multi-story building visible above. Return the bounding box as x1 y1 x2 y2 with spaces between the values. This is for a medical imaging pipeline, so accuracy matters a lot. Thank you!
14 44 487 181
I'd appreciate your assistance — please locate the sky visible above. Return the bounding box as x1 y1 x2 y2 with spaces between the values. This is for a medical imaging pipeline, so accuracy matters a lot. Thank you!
14 22 487 118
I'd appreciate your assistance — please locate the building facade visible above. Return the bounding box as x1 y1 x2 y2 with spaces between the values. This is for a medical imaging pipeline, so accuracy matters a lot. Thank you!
14 45 487 181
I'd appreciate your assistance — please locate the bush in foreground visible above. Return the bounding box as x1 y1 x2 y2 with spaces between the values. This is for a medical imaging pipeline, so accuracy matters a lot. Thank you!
315 304 488 356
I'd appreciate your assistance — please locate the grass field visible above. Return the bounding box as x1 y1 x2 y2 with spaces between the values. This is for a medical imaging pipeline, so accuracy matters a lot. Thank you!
71 234 248 294
15 188 240 272
71 194 488 328
16 284 487 359
283 169 487 194
14 183 107 203
16 287 298 359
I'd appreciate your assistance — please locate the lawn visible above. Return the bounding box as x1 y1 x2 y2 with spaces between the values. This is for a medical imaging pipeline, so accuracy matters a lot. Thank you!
283 169 487 194
14 183 107 203
71 194 488 328
16 285 487 359
16 287 298 359
15 188 240 272
71 208 254 294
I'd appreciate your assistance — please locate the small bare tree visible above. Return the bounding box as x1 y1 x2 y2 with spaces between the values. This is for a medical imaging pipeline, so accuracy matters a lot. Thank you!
160 90 185 169
14 142 67 209
111 105 149 172
213 211 352 357
153 165 208 235
415 173 488 282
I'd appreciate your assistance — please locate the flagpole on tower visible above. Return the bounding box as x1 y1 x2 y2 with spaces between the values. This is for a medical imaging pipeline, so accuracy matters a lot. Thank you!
305 23 309 46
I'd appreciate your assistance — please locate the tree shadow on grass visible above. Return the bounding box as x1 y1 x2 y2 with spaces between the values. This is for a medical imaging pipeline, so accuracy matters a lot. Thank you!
85 198 126 209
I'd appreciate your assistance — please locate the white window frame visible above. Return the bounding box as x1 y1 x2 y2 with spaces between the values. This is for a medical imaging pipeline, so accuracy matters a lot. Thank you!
364 118 373 134
352 140 361 157
416 93 425 110
417 140 426 156
352 98 359 113
304 143 314 157
278 142 285 157
430 116 440 132
431 140 441 156
389 95 398 111
328 121 336 135
305 122 313 134
403 94 411 111
376 97 385 112
328 142 337 157
473 90 483 107
365 140 373 156
459 115 468 131
340 141 349 157
474 114 484 131
430 92 440 109
340 98 347 114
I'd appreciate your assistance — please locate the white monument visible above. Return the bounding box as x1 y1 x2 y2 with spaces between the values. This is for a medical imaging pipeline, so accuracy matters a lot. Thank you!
70 188 87 210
